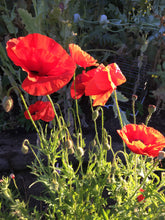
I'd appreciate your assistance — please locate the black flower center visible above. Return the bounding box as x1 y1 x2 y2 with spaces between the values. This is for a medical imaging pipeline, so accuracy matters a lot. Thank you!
31 70 39 75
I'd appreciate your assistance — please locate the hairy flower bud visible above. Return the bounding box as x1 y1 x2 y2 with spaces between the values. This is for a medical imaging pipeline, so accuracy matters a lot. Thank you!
21 139 29 154
103 143 111 150
77 147 84 157
2 96 13 112
158 151 165 160
65 139 74 149
92 110 99 121
132 94 138 102
68 147 74 155
10 173 15 179
148 105 156 114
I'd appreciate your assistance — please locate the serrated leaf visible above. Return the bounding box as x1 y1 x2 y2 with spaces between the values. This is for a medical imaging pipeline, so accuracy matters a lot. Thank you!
2 14 17 34
18 8 41 33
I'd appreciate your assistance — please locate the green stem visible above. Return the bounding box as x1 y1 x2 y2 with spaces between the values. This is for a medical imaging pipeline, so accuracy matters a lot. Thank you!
132 100 136 124
73 73 82 147
145 113 152 126
47 95 61 129
114 90 123 129
89 97 101 147
68 107 78 132
114 90 126 152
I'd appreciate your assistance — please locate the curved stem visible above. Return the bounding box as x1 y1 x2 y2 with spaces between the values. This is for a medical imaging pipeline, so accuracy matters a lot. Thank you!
132 100 136 124
73 73 82 147
114 90 123 129
113 90 127 153
89 97 101 147
47 95 61 129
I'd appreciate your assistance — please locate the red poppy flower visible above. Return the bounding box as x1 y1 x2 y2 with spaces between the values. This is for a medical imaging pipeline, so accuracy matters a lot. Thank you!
70 68 96 99
24 101 55 122
69 44 98 68
137 189 145 202
117 124 165 157
85 63 126 106
6 33 76 96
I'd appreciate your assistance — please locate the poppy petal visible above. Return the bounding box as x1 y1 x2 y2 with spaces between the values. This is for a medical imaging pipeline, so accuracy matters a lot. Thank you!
24 101 55 122
69 44 98 68
70 69 96 99
86 64 116 96
107 63 126 86
91 90 113 106
6 33 76 96
117 124 165 157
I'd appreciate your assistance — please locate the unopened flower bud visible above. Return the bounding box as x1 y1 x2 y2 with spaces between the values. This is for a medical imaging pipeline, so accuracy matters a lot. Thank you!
132 95 138 102
148 105 156 114
90 139 96 147
103 143 111 150
77 147 84 157
65 139 74 149
52 180 59 191
21 144 29 154
2 96 13 112
68 147 74 155
92 110 99 121
158 151 165 160
10 173 15 179
21 139 29 154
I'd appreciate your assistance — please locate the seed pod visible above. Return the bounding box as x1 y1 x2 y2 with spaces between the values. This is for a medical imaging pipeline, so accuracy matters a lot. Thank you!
2 96 13 112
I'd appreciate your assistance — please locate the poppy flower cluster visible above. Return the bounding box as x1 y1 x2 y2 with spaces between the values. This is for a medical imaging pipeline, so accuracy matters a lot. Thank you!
117 124 165 157
24 101 55 122
6 33 126 121
69 45 126 106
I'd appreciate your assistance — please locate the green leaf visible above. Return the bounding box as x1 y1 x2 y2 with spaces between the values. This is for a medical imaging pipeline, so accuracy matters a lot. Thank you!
18 8 41 33
112 91 129 103
2 14 17 34
113 103 130 126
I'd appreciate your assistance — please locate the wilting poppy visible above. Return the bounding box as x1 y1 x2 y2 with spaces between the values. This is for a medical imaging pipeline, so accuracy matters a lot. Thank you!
85 63 126 106
117 124 165 157
137 189 145 202
70 69 96 99
6 33 76 96
69 44 98 68
24 101 55 122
